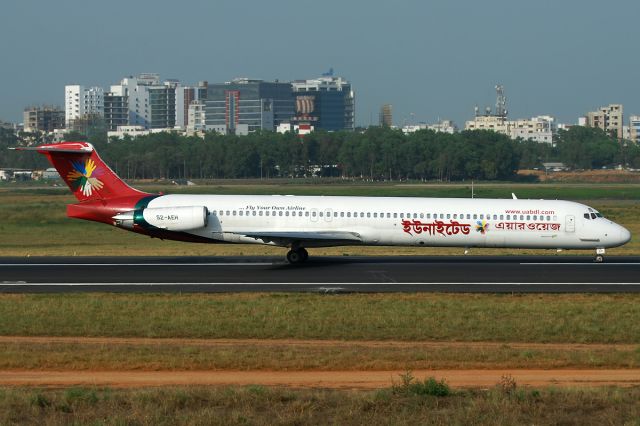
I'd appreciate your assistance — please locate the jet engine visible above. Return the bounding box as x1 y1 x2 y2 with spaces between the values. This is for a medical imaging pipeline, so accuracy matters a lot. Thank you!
113 206 208 231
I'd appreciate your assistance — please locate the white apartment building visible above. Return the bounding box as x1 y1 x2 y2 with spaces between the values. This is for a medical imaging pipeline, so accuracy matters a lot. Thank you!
630 116 640 143
583 104 624 139
187 100 207 133
465 115 555 144
402 120 457 135
64 85 104 126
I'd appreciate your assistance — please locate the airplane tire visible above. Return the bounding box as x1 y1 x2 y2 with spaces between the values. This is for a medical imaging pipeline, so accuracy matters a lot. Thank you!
286 250 302 264
594 255 604 263
299 248 309 262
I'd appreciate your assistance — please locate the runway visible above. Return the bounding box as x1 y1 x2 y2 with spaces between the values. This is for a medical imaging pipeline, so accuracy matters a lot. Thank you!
1 255 640 293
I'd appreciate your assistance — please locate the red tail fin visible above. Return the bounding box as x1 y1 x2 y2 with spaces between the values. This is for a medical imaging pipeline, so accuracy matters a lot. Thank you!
16 141 147 201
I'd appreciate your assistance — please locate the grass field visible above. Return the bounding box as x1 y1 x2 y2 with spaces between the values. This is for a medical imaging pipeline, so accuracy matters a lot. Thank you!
1 182 639 424
1 293 639 343
1 385 639 425
1 182 639 256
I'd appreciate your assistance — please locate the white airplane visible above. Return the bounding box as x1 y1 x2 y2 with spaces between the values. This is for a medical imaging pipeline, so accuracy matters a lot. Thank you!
14 141 631 263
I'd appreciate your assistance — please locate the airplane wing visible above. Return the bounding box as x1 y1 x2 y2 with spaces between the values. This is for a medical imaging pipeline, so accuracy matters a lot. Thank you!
228 230 363 244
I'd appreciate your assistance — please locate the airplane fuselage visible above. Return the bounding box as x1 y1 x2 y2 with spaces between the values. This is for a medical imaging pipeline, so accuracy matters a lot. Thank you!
131 194 630 251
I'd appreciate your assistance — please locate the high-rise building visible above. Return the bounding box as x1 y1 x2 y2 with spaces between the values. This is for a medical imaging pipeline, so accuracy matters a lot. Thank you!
23 106 65 132
205 78 294 134
379 104 392 127
630 115 640 143
103 86 129 131
109 74 178 130
64 85 104 127
584 104 624 139
290 76 354 131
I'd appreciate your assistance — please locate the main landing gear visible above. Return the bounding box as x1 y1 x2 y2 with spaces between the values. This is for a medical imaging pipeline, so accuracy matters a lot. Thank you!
594 248 605 263
286 247 309 264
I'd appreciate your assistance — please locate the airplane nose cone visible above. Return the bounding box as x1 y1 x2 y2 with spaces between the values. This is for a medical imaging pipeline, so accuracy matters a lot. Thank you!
620 226 632 245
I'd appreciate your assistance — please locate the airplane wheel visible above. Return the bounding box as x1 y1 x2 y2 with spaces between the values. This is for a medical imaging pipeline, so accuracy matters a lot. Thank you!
286 249 303 264
594 255 604 263
299 248 309 262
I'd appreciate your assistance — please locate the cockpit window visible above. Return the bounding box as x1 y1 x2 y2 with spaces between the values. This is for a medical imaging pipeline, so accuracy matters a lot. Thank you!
584 213 590 219
596 213 603 218
591 213 597 219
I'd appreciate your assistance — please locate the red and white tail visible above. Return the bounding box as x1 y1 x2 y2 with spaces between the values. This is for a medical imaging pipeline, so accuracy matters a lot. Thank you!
14 141 147 202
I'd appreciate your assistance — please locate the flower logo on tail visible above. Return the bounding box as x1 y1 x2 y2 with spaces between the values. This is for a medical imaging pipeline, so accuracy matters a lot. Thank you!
476 219 489 234
67 158 104 196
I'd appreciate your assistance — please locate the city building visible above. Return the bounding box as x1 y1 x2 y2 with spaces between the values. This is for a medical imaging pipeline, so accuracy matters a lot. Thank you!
629 115 640 143
290 76 355 131
402 119 457 135
465 115 555 144
23 106 65 132
186 100 207 133
176 81 207 129
64 85 104 127
103 87 129 131
583 104 624 139
205 78 295 134
379 104 392 127
109 74 178 130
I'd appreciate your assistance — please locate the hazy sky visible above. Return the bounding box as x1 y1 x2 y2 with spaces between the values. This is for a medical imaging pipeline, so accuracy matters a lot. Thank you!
1 0 639 127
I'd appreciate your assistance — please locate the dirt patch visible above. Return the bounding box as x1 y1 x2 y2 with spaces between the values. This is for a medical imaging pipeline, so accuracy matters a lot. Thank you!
0 336 636 351
1 369 639 389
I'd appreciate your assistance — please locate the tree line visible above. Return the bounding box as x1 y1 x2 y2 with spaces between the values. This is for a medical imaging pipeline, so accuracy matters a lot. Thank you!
1 125 638 181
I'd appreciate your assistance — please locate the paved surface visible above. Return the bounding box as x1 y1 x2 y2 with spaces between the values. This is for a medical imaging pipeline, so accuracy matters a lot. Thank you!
1 255 640 293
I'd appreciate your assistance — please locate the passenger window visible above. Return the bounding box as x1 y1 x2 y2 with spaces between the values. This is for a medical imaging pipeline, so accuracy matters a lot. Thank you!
466 214 471 219
360 212 364 218
480 214 484 219
400 213 404 219
553 215 557 221
419 213 424 219
387 213 391 218
226 211 230 216
520 215 524 220
499 215 504 220
473 214 478 220
334 212 338 217
305 211 309 217
340 212 344 217
453 214 458 219
547 216 551 221
347 212 351 218
394 213 398 219
238 211 243 216
219 210 223 216
446 214 451 219
367 213 371 218
252 211 257 216
279 211 283 216
373 213 377 218
533 215 537 220
427 214 431 219
412 213 416 219
526 215 530 221
259 211 263 216
312 212 316 217
506 215 510 220
285 211 290 217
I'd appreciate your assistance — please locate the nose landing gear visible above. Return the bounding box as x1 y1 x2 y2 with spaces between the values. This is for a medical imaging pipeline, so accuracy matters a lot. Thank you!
286 247 309 264
594 248 605 263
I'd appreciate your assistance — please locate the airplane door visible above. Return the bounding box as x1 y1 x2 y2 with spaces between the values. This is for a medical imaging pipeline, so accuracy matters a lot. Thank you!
310 208 319 222
324 208 333 222
565 215 575 233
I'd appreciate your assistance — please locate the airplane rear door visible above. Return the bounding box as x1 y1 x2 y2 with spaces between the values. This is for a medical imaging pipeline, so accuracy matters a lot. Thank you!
565 215 575 233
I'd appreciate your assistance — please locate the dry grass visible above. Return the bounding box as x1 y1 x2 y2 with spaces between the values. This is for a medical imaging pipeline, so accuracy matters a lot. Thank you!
0 385 639 425
0 340 638 371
